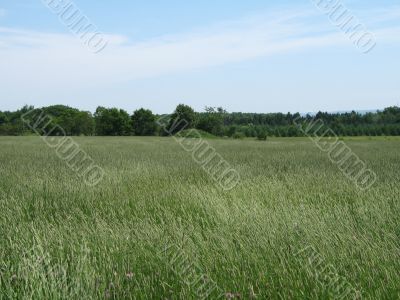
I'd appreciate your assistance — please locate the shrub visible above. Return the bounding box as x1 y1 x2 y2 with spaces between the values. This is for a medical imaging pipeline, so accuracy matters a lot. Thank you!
232 132 245 139
256 130 267 141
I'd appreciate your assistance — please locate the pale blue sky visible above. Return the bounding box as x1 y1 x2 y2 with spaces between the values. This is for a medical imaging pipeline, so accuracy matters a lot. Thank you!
0 0 399 114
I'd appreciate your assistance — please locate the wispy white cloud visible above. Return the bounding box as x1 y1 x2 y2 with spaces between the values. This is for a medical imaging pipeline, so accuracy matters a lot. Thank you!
0 8 6 17
0 7 399 92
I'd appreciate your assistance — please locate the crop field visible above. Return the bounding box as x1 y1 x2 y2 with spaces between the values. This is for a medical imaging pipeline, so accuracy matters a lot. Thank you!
0 136 399 299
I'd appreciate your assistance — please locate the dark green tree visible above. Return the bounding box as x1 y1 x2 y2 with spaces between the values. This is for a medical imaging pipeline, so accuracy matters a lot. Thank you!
256 127 267 140
37 105 95 136
0 112 7 125
196 106 226 136
94 107 131 136
167 104 196 135
131 108 157 136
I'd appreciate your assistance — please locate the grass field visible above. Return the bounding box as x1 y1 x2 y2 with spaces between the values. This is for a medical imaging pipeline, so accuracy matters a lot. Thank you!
0 136 399 299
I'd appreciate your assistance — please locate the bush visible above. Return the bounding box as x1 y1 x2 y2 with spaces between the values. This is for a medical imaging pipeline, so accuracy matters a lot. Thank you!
232 132 245 139
256 130 267 141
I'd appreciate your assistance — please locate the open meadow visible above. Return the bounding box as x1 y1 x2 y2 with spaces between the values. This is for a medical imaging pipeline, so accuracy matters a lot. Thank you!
0 136 399 299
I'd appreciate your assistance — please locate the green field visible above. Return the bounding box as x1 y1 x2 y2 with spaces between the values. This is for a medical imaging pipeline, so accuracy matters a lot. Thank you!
0 136 399 299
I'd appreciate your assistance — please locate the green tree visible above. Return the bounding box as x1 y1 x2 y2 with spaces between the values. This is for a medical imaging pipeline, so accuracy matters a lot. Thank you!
73 111 95 136
94 107 131 136
167 104 196 135
131 108 157 136
226 125 238 137
256 127 267 140
196 106 226 136
0 112 7 125
39 105 94 136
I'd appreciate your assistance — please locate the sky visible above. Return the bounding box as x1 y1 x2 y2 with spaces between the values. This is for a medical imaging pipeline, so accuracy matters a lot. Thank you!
0 0 399 114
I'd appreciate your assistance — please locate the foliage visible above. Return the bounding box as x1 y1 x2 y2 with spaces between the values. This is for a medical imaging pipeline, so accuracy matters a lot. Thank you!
131 108 157 136
0 111 7 125
0 105 34 136
42 105 94 136
196 106 226 136
166 104 196 135
232 132 245 139
256 128 267 141
1 105 400 137
94 107 131 136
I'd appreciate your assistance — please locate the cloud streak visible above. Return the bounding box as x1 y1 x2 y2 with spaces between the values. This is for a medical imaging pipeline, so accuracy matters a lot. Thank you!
0 7 399 91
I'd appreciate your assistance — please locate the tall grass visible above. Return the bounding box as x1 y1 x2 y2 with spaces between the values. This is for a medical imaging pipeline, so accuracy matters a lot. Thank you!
0 136 399 299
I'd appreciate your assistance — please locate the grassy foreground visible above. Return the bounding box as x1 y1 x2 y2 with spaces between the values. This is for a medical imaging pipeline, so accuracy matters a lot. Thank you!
0 136 399 299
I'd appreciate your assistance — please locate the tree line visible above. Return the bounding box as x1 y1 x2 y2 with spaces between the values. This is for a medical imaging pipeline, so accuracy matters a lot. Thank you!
1 104 400 138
